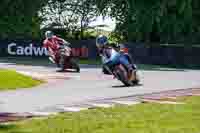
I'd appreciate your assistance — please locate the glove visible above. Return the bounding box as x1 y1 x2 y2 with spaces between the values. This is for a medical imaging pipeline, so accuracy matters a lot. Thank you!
62 40 71 46
101 55 110 64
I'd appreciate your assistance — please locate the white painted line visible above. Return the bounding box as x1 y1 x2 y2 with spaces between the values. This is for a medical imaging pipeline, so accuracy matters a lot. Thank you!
61 107 89 112
142 99 185 105
17 71 44 77
113 100 141 105
30 112 58 116
159 101 185 104
16 71 81 79
89 103 114 108
190 93 200 96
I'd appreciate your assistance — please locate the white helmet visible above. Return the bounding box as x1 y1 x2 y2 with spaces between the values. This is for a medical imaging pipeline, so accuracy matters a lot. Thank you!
45 31 54 39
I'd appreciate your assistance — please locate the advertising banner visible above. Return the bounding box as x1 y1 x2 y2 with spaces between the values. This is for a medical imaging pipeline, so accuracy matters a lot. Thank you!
0 39 98 59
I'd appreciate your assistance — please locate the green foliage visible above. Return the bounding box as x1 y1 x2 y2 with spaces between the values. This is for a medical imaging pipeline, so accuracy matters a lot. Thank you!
40 0 98 39
0 0 47 39
96 0 200 44
108 32 125 44
2 0 200 42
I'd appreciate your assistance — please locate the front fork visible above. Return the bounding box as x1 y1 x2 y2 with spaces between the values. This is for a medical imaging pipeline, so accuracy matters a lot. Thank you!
59 54 65 70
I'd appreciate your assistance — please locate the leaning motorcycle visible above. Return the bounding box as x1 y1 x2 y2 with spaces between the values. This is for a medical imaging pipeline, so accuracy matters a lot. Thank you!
52 44 80 72
102 52 140 86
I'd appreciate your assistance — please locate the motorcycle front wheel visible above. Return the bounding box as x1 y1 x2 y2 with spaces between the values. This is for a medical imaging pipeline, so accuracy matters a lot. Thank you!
114 65 132 86
70 58 80 73
59 54 66 71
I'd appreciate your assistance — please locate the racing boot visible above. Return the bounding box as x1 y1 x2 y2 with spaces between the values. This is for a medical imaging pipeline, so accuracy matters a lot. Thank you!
49 56 55 64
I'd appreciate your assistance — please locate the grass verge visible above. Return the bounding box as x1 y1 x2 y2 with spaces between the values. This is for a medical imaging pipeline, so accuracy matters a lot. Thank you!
1 96 200 133
0 69 43 91
78 58 101 65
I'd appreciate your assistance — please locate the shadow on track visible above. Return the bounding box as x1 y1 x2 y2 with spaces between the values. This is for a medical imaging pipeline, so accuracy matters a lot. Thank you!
56 69 80 73
112 83 143 88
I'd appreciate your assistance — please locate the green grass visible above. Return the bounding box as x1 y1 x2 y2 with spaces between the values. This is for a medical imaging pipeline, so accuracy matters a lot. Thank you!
78 58 101 65
0 69 43 90
1 96 200 133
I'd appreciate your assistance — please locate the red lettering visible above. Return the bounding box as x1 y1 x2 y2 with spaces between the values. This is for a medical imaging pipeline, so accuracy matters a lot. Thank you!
81 46 89 58
71 48 76 57
71 47 89 58
76 48 81 57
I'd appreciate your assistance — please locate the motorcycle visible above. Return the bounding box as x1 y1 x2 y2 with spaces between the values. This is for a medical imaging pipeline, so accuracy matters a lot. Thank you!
50 44 80 72
102 51 140 86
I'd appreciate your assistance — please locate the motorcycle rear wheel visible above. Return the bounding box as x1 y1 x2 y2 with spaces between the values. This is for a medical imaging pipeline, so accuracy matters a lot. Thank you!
131 71 140 84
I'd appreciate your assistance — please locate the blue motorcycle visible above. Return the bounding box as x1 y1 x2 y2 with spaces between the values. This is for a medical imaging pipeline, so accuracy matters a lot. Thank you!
101 48 140 86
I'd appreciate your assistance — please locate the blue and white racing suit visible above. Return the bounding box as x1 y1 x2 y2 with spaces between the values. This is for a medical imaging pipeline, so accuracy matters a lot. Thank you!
100 47 133 72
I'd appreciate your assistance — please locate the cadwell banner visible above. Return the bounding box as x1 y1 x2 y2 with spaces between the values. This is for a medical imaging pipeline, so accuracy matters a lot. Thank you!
0 39 98 58
2 40 199 65
7 42 48 56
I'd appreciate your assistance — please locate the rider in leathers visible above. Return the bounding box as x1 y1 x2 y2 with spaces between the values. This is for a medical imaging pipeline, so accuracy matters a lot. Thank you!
43 31 71 68
96 35 134 80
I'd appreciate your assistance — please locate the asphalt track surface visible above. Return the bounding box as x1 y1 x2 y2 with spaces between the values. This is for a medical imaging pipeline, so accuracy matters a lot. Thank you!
0 62 200 113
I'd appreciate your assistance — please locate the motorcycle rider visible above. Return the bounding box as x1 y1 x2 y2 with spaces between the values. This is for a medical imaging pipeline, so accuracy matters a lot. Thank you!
43 31 71 67
96 35 134 80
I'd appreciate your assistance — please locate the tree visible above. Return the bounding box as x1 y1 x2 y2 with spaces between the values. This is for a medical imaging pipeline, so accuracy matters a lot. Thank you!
40 0 98 39
96 0 199 44
0 0 47 39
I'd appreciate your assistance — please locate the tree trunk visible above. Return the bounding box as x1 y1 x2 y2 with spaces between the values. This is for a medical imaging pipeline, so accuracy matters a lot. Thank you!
80 17 84 40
